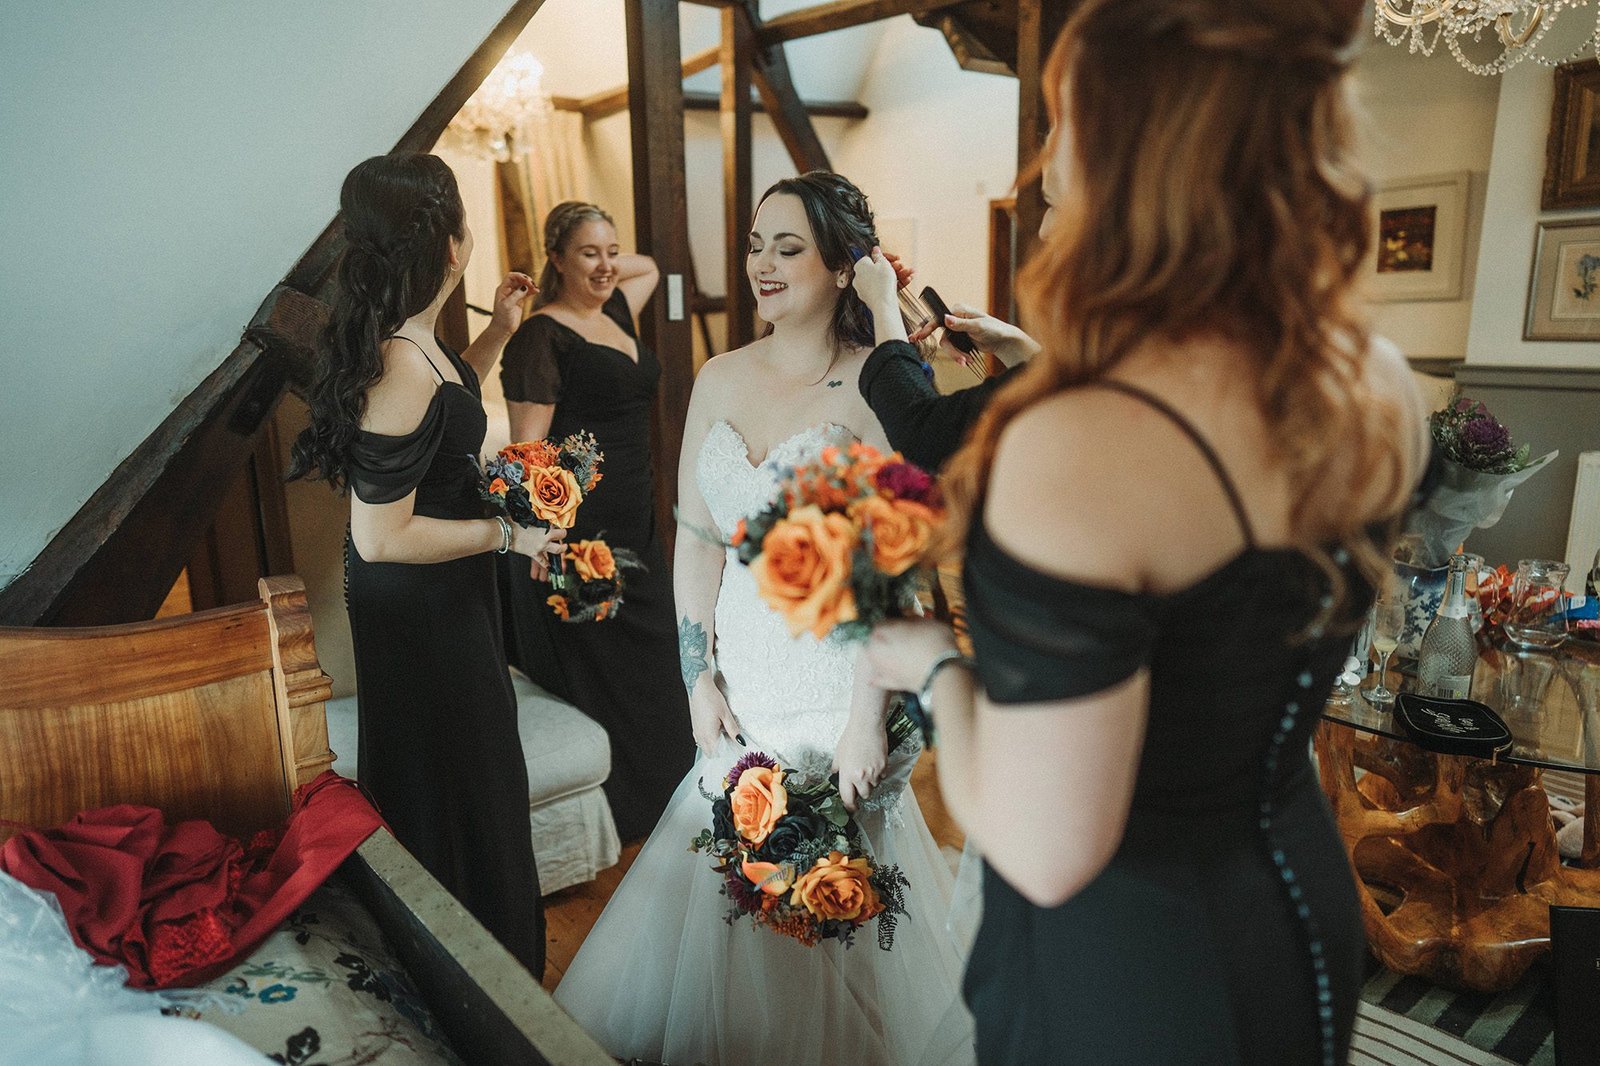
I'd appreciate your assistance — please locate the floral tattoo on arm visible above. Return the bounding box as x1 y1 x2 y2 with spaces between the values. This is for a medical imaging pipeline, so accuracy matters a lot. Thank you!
679 617 710 694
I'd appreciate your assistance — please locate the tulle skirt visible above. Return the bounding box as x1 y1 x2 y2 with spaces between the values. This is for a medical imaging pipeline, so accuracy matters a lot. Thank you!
552 737 978 1066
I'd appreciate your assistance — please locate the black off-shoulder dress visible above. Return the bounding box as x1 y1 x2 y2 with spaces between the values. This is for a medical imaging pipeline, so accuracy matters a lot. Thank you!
960 381 1370 1066
499 290 693 841
344 341 544 978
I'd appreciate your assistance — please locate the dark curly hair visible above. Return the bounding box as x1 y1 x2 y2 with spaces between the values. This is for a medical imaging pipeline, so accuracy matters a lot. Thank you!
755 171 879 356
287 153 466 491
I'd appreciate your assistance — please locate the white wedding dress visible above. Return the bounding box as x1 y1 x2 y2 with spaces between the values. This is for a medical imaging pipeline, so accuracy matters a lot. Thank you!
553 420 976 1066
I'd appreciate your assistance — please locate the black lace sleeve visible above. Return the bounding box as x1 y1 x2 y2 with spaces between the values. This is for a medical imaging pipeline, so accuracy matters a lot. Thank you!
347 392 448 505
858 340 1019 472
963 525 1159 704
500 315 563 404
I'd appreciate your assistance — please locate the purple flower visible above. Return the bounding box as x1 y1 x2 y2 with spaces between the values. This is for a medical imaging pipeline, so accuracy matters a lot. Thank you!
727 751 779 784
724 868 763 912
875 462 935 504
1461 417 1511 454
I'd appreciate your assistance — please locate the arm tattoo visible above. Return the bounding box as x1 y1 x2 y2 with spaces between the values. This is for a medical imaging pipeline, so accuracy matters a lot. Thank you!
679 617 710 694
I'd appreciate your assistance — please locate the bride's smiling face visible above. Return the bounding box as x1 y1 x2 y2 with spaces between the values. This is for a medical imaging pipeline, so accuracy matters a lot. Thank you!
746 193 841 326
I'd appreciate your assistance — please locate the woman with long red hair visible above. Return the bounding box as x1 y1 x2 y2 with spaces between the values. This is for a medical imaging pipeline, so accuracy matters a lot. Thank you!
861 2 1430 1062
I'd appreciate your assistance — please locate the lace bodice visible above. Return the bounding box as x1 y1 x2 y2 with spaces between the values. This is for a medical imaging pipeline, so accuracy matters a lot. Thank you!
694 420 870 767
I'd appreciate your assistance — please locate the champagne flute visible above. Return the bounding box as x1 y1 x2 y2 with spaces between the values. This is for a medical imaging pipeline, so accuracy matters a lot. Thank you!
1369 599 1405 705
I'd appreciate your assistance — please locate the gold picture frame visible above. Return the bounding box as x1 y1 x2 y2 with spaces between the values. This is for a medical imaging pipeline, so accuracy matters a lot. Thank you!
1366 172 1469 303
1523 218 1600 340
1542 60 1600 210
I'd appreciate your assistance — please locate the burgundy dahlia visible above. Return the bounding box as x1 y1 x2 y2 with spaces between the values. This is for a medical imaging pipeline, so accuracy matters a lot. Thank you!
875 461 936 504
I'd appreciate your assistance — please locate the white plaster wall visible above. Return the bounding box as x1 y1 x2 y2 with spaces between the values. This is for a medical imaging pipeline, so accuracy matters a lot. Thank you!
1350 42 1501 360
1467 62 1600 368
0 0 519 587
835 16 1020 316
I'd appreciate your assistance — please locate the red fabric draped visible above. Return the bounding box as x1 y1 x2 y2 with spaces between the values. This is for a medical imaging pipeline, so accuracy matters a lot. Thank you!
0 771 384 988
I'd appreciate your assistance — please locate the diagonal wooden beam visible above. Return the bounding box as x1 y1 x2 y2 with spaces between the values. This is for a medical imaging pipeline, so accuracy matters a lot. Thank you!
549 44 719 121
741 2 831 173
722 5 757 350
759 0 967 45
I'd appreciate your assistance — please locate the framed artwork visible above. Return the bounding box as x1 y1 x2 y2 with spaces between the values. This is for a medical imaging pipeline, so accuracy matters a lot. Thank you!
1523 218 1600 340
1366 172 1469 302
1543 60 1600 210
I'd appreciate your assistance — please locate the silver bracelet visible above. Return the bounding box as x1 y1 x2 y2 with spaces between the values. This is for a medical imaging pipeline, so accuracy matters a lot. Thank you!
495 515 512 555
917 649 975 716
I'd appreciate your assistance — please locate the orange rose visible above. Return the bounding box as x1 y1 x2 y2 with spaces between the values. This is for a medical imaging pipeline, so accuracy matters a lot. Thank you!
730 766 787 846
568 539 617 581
849 496 936 577
751 505 858 639
488 477 508 496
546 594 569 620
740 857 794 896
789 851 882 923
528 466 582 527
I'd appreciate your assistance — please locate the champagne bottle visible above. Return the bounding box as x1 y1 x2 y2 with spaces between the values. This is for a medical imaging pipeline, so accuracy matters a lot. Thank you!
1419 554 1476 699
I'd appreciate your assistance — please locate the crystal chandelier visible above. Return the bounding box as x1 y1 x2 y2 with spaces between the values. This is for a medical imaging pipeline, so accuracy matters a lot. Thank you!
447 51 550 161
1375 1 1600 74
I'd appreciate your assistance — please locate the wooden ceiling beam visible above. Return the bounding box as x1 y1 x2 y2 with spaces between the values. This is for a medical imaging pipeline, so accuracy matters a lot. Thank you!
1013 0 1046 266
758 0 966 44
683 90 866 119
549 44 719 120
741 2 831 172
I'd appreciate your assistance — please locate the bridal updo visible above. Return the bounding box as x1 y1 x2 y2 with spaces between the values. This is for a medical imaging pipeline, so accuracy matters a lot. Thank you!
757 171 880 354
943 0 1401 619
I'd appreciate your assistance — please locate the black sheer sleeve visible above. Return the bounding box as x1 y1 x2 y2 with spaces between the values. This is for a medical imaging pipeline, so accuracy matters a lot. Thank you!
963 524 1159 704
858 340 1020 472
348 392 449 505
500 315 564 404
601 287 638 338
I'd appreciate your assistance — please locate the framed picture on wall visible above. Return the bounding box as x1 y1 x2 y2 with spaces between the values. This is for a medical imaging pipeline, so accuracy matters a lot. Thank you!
1543 59 1600 210
1523 218 1600 340
1365 171 1469 302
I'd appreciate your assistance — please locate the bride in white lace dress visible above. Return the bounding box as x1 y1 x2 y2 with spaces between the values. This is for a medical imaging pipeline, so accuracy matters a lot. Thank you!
552 173 974 1066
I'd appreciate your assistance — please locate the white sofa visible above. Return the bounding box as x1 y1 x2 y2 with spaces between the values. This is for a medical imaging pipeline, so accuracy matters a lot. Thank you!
324 669 621 895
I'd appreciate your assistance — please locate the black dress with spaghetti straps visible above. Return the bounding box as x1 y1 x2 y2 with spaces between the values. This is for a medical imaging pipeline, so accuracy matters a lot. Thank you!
960 381 1370 1066
499 289 694 841
343 339 544 977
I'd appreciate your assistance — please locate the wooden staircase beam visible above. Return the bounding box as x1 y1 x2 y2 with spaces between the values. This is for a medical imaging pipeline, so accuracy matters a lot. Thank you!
0 0 551 627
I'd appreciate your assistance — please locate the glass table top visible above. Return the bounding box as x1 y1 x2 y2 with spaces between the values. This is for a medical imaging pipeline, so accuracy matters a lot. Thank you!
1321 641 1600 774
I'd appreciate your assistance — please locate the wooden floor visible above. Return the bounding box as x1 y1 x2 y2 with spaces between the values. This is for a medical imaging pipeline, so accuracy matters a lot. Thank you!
541 750 964 992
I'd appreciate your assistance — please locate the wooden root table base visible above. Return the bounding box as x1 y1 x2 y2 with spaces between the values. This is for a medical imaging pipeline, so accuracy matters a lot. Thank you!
1315 718 1600 993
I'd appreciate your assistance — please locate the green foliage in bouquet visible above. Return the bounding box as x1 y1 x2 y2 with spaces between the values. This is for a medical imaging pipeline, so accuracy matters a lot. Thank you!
1430 395 1532 475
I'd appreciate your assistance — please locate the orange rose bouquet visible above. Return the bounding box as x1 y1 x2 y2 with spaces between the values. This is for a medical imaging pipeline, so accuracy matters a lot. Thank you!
689 749 911 949
732 442 942 641
480 431 604 586
544 537 645 624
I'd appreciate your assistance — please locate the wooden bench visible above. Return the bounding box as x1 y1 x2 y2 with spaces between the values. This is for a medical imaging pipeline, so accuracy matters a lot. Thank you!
0 576 611 1066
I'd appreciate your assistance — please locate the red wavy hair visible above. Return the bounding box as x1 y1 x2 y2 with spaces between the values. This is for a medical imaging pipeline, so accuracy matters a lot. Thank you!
941 0 1405 619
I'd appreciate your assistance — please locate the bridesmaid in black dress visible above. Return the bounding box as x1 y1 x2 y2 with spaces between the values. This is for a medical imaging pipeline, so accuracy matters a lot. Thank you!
288 154 565 977
862 3 1429 1063
499 201 693 842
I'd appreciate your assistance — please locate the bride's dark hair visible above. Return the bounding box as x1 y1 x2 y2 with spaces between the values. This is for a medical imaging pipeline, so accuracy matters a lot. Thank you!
755 171 878 355
287 153 466 490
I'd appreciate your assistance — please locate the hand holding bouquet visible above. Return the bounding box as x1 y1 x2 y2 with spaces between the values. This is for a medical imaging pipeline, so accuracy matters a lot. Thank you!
545 538 644 623
690 749 911 950
481 432 604 585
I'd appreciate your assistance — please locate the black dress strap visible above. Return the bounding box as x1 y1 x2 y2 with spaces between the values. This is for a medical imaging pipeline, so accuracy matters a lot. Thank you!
392 335 447 383
1093 379 1257 548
